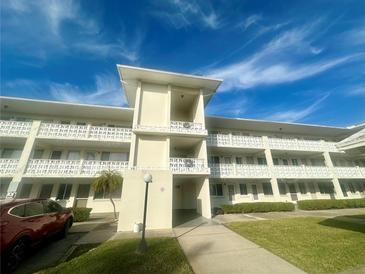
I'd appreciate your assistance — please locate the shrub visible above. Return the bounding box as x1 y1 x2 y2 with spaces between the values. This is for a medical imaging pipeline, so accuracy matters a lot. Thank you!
72 207 92 222
221 202 294 214
298 199 365 210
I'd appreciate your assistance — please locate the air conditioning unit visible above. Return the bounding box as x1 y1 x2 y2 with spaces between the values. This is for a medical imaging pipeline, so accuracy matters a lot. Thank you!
184 159 194 167
183 122 191 129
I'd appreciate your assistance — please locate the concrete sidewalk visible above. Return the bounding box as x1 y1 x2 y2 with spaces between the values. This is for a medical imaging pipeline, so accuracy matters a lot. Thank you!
175 220 306 274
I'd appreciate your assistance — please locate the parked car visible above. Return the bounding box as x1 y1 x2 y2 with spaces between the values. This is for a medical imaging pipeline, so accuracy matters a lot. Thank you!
0 199 73 273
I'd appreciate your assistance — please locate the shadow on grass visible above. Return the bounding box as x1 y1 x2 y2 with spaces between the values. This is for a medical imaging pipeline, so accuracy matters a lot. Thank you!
319 215 365 234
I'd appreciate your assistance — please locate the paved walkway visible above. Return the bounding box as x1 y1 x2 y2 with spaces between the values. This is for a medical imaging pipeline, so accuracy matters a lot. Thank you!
174 218 306 274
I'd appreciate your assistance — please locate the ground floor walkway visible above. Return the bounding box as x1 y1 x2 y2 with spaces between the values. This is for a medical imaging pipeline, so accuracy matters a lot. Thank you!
174 218 305 274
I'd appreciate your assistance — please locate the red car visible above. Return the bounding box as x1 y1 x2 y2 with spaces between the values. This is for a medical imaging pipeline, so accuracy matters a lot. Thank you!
0 199 73 272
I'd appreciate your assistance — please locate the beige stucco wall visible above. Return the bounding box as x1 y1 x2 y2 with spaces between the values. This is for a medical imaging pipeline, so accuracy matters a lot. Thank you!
117 170 173 231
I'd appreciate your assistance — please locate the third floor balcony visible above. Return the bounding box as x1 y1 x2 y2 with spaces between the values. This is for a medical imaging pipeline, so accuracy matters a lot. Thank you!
0 120 32 137
134 121 207 136
207 134 264 149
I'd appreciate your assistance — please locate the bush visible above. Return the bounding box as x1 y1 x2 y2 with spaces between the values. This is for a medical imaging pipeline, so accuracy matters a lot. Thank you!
297 199 365 210
72 207 92 222
221 202 294 214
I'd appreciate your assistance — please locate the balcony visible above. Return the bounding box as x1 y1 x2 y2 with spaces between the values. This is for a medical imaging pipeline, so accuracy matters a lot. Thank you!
169 157 209 174
0 159 19 176
134 121 207 136
268 138 338 152
37 123 132 142
210 163 270 178
274 165 331 179
0 120 32 137
334 167 365 178
25 159 129 177
207 134 264 149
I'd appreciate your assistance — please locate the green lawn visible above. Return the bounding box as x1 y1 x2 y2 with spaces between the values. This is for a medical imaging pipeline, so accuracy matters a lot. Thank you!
38 238 193 274
227 217 365 274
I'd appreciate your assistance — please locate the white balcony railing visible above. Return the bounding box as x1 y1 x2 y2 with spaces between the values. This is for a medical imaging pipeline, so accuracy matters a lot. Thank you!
0 159 19 176
170 158 209 174
334 167 365 178
134 121 207 135
210 164 270 178
170 121 207 135
274 165 331 179
268 138 339 152
207 134 264 149
37 123 132 142
0 120 32 137
25 159 128 177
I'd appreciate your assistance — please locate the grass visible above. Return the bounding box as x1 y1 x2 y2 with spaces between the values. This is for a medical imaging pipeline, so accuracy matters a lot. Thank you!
227 217 365 274
66 243 100 261
38 238 193 274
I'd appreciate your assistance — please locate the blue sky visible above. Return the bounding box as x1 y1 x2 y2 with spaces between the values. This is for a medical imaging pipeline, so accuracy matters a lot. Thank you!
1 0 365 127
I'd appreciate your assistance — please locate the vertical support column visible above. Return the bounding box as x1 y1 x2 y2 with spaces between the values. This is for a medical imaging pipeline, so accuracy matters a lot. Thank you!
128 81 142 169
262 136 281 201
322 150 344 199
67 184 78 208
196 178 212 219
7 121 41 198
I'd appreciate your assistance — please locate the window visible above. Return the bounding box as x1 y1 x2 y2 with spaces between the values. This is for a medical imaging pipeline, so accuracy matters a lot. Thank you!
110 152 128 161
292 159 299 166
60 121 71 124
76 122 86 125
19 184 32 198
94 184 122 199
263 183 273 195
298 183 307 194
318 183 334 194
85 152 96 160
246 156 254 164
348 183 356 193
282 159 289 165
39 184 53 199
1 149 22 159
77 184 91 198
33 149 44 159
239 184 248 195
279 183 287 194
67 151 81 160
50 151 62 159
43 200 62 213
9 205 26 217
257 158 267 165
209 156 220 164
57 184 72 200
0 182 10 199
25 202 44 217
273 158 279 165
300 159 307 165
235 157 243 165
210 184 223 196
101 152 110 161
224 157 232 164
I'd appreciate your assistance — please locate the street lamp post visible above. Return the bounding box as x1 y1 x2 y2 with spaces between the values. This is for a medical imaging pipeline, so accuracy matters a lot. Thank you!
137 173 152 253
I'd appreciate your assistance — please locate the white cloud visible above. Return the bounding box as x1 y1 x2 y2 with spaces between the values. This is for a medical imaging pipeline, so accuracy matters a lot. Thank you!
238 14 262 31
50 74 127 106
348 85 365 97
207 26 357 91
206 96 247 117
1 0 141 62
153 0 221 29
264 93 329 122
4 75 127 107
345 27 365 45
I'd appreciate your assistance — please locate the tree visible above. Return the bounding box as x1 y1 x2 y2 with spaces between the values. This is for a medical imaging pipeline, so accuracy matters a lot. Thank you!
92 170 123 220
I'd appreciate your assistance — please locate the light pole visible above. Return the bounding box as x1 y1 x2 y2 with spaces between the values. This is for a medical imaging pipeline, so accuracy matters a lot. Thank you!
137 173 152 253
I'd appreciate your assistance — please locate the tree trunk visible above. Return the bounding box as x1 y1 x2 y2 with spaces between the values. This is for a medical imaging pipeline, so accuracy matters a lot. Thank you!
109 195 117 220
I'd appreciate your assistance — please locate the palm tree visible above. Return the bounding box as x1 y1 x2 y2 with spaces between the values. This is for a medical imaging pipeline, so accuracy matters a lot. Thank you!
92 170 123 220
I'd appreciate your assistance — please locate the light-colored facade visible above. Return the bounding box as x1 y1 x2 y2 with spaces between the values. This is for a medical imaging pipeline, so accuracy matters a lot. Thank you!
1 65 364 231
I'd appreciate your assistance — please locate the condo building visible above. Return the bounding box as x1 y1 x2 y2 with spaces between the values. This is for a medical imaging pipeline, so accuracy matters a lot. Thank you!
1 65 364 231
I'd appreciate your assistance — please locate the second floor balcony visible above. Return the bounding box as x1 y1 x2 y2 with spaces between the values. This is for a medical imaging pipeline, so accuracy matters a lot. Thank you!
0 159 20 176
38 123 132 142
134 121 207 136
268 138 338 152
210 163 270 178
169 157 210 174
0 120 32 137
273 165 331 179
24 159 129 177
334 166 365 178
